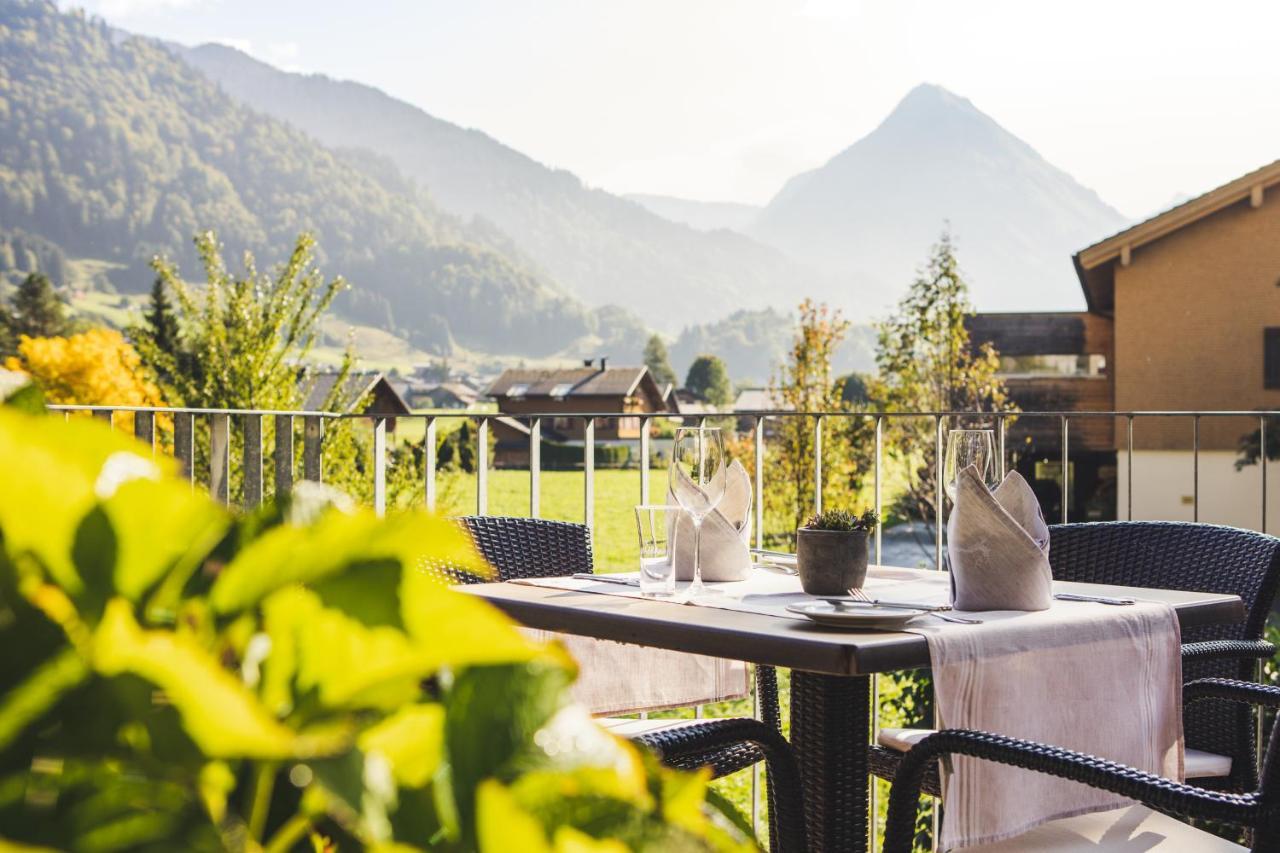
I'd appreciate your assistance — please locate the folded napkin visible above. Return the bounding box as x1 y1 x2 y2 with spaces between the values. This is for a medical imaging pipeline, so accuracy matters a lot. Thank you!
521 629 748 715
667 459 753 582
917 601 1183 850
947 466 1052 612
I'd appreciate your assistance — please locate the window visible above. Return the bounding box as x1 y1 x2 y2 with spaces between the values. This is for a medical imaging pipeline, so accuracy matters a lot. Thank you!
506 383 529 398
1266 329 1280 390
549 383 574 398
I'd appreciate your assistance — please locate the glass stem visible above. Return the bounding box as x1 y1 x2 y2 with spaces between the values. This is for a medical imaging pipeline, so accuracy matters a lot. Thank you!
690 517 704 594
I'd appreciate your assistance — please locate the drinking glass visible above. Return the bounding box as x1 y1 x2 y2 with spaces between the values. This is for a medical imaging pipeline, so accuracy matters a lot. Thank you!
944 428 999 501
668 426 727 600
635 504 678 597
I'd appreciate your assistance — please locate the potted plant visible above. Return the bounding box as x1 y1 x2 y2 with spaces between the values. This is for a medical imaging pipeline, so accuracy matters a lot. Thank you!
796 508 879 595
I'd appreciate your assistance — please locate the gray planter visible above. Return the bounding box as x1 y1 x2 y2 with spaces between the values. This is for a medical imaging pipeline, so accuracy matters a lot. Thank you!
795 528 869 596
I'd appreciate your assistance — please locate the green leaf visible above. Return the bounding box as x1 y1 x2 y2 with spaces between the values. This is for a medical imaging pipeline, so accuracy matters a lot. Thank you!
102 477 230 603
210 508 484 615
476 780 551 853
358 705 445 789
0 647 88 752
92 599 319 759
0 410 175 598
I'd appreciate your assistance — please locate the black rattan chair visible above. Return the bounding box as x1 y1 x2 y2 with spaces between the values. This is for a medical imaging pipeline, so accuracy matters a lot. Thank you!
870 521 1280 796
882 679 1280 852
447 515 803 852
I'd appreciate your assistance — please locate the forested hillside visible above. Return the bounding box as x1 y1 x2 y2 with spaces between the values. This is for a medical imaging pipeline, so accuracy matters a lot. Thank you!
0 0 628 356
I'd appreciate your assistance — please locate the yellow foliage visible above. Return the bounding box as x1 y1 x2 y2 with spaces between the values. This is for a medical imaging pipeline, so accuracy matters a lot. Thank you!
4 329 164 432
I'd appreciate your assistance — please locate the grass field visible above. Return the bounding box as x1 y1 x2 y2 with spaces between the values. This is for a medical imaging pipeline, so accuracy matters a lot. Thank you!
431 468 663 572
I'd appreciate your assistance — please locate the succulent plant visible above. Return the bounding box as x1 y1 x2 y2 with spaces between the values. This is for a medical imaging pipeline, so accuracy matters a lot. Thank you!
802 508 880 532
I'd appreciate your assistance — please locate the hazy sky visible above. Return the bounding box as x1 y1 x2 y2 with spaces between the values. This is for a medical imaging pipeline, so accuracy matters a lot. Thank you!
72 0 1280 218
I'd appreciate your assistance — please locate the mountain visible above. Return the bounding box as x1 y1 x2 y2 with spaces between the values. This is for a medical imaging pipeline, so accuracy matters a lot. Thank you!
179 43 819 331
750 84 1130 315
624 194 761 233
0 0 628 358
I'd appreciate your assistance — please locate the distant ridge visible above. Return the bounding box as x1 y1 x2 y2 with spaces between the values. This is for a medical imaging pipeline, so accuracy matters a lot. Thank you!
750 84 1130 314
180 43 820 331
624 194 761 233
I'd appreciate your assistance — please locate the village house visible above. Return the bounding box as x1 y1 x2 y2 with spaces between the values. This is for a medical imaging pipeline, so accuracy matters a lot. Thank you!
971 158 1280 529
485 358 676 467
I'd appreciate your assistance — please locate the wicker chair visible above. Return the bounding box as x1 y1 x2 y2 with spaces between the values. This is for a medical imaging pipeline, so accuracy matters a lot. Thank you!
870 521 1280 797
882 679 1280 852
446 515 803 852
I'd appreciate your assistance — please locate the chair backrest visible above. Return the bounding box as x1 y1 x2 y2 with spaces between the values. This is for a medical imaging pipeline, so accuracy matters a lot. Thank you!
457 515 594 582
1050 521 1280 791
1048 521 1280 642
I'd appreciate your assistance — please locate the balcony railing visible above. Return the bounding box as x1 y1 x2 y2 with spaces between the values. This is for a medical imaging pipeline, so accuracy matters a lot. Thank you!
49 405 1280 555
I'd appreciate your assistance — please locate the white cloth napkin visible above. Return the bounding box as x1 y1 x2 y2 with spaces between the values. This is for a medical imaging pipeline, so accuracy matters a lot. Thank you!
521 629 749 714
915 601 1184 850
667 459 753 582
947 466 1053 612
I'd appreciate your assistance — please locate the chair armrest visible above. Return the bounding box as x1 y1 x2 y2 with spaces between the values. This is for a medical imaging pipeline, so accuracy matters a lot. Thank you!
1184 677 1280 709
882 729 1259 853
1182 640 1276 664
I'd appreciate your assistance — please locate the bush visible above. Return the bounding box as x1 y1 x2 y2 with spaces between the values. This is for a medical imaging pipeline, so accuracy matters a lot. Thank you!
0 396 751 851
539 440 631 470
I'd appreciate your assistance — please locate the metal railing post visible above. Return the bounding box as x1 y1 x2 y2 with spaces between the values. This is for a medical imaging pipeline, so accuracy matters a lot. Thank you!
584 417 595 530
1193 415 1200 523
1127 416 1135 521
1262 416 1268 534
174 412 194 482
274 414 293 498
875 412 885 563
373 416 387 517
302 416 323 483
530 417 542 518
93 409 113 427
424 417 437 512
639 416 650 506
243 414 263 510
476 418 489 515
996 415 1006 480
210 413 230 504
754 417 764 550
814 415 824 515
934 415 944 571
133 410 154 454
1060 416 1070 525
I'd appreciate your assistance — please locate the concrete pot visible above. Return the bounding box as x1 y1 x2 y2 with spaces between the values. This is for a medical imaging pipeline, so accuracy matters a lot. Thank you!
795 528 869 596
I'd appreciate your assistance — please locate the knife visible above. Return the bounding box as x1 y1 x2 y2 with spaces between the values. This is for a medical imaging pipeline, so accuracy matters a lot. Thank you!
817 597 952 612
1054 592 1136 605
572 573 639 586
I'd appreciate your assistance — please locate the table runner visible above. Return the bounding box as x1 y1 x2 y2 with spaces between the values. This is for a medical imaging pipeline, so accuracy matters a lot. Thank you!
520 628 749 714
909 602 1184 850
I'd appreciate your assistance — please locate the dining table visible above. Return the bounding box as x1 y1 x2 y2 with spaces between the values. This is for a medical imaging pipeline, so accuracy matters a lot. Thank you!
463 566 1245 853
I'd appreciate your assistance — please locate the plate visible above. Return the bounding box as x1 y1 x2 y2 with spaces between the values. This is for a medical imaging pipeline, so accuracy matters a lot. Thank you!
785 601 927 629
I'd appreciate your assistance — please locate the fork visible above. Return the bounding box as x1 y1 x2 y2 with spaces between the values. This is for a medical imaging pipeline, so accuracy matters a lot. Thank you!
845 588 983 624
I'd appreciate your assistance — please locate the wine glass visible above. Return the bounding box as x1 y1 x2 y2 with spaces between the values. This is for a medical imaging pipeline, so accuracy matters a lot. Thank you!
943 428 999 502
668 426 727 600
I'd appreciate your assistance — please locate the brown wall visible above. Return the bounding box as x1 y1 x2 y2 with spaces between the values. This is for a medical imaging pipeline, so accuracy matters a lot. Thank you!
495 396 653 440
1113 194 1280 450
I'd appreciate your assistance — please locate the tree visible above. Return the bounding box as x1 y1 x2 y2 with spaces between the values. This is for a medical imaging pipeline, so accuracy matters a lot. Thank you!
128 275 184 386
643 334 677 389
6 273 70 341
767 300 865 531
871 232 1011 548
684 354 732 406
137 231 350 412
4 328 165 433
